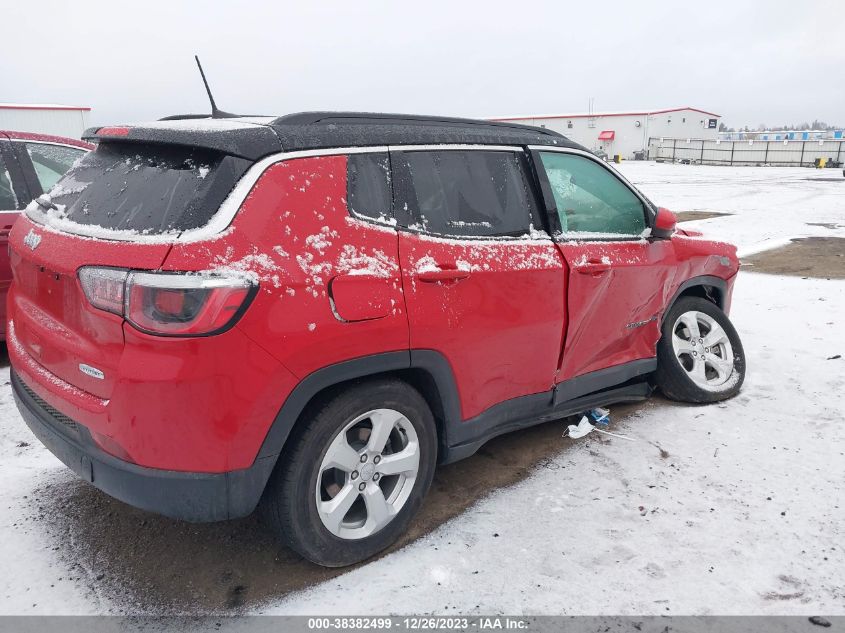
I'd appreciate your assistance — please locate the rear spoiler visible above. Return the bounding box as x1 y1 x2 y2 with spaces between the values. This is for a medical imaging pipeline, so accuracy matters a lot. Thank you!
83 120 281 161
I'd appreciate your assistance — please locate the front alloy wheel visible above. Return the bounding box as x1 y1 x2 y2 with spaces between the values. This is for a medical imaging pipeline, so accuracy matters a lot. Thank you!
655 295 746 403
671 310 735 390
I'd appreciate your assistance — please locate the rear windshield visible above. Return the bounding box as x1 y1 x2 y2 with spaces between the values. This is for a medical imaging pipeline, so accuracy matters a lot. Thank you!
34 142 250 235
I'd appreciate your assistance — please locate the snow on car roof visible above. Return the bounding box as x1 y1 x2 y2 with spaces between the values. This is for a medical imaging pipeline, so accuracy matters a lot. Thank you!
139 117 276 132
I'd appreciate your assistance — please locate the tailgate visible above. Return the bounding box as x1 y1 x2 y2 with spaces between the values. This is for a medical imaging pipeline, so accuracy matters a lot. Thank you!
8 216 171 398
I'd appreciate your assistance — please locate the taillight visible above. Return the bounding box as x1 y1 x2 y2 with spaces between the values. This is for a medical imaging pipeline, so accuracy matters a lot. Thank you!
77 267 254 336
78 267 128 315
125 272 253 336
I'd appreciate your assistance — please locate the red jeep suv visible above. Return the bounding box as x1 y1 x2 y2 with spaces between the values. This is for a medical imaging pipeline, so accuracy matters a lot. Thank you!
8 113 745 567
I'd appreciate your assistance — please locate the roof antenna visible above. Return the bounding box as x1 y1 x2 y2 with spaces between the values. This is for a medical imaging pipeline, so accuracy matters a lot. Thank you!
195 55 236 118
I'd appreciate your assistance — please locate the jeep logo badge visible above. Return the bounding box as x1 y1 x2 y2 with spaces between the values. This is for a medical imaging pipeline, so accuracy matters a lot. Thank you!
23 229 42 251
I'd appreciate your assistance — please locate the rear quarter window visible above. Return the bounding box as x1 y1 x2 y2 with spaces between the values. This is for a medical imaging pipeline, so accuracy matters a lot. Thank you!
32 142 250 235
347 152 393 223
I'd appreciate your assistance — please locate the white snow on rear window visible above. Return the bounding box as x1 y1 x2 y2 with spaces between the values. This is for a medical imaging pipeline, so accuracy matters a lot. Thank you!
24 197 182 243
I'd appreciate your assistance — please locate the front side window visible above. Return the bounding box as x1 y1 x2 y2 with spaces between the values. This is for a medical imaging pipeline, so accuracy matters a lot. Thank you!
24 143 87 193
539 152 646 237
394 150 539 238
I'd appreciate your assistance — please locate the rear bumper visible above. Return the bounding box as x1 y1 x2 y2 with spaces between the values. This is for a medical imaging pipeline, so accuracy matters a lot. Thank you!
12 369 275 522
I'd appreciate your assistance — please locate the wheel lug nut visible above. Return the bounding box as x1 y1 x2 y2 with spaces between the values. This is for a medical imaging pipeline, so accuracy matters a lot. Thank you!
351 471 359 480
373 473 380 481
358 482 366 491
373 455 381 464
360 454 368 463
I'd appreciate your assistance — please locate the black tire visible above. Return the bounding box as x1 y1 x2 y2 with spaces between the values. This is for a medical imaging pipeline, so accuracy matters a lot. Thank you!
655 296 746 403
260 378 437 567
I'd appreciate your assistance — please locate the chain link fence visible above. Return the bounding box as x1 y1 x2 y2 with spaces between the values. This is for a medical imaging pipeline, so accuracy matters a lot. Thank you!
648 137 845 167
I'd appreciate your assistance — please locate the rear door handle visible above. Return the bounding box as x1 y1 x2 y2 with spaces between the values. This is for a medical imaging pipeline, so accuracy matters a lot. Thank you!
576 258 611 274
417 265 471 283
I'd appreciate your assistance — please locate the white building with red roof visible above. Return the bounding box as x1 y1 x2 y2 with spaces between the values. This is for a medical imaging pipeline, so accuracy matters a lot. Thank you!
0 103 91 139
490 107 721 160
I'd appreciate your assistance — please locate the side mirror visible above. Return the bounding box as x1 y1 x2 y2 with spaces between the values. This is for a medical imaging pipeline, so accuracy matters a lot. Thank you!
652 207 677 239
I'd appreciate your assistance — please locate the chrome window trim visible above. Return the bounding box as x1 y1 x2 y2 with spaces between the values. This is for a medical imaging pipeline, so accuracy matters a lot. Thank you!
390 224 553 244
388 144 523 153
527 144 655 241
15 140 90 153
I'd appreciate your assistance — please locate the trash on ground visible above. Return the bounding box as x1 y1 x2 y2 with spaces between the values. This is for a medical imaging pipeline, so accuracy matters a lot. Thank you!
564 408 636 442
565 416 596 439
588 407 611 426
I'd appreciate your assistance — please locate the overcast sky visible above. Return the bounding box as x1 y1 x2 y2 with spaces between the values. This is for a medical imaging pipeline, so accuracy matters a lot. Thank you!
3 0 843 129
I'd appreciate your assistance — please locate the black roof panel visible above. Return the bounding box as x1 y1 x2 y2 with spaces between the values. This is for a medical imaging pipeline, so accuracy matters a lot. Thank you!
270 111 581 152
84 111 584 159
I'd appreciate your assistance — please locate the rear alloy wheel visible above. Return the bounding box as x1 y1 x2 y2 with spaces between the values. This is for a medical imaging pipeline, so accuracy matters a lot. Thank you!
316 408 420 540
655 296 746 403
261 380 437 567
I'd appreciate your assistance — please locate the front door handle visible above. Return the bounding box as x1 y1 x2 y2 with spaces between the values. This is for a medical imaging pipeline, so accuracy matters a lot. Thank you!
417 264 471 283
576 258 611 275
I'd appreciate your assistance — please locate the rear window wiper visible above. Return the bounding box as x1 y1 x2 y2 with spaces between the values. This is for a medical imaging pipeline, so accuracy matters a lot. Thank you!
35 195 58 211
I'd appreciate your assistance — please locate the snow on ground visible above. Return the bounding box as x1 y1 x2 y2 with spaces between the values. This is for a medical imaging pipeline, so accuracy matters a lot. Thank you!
0 162 842 615
617 162 845 256
267 272 844 615
0 370 97 614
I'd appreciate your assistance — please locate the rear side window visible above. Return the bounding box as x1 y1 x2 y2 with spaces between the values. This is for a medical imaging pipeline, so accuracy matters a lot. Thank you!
24 143 87 193
394 150 539 238
347 153 393 223
35 142 250 235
